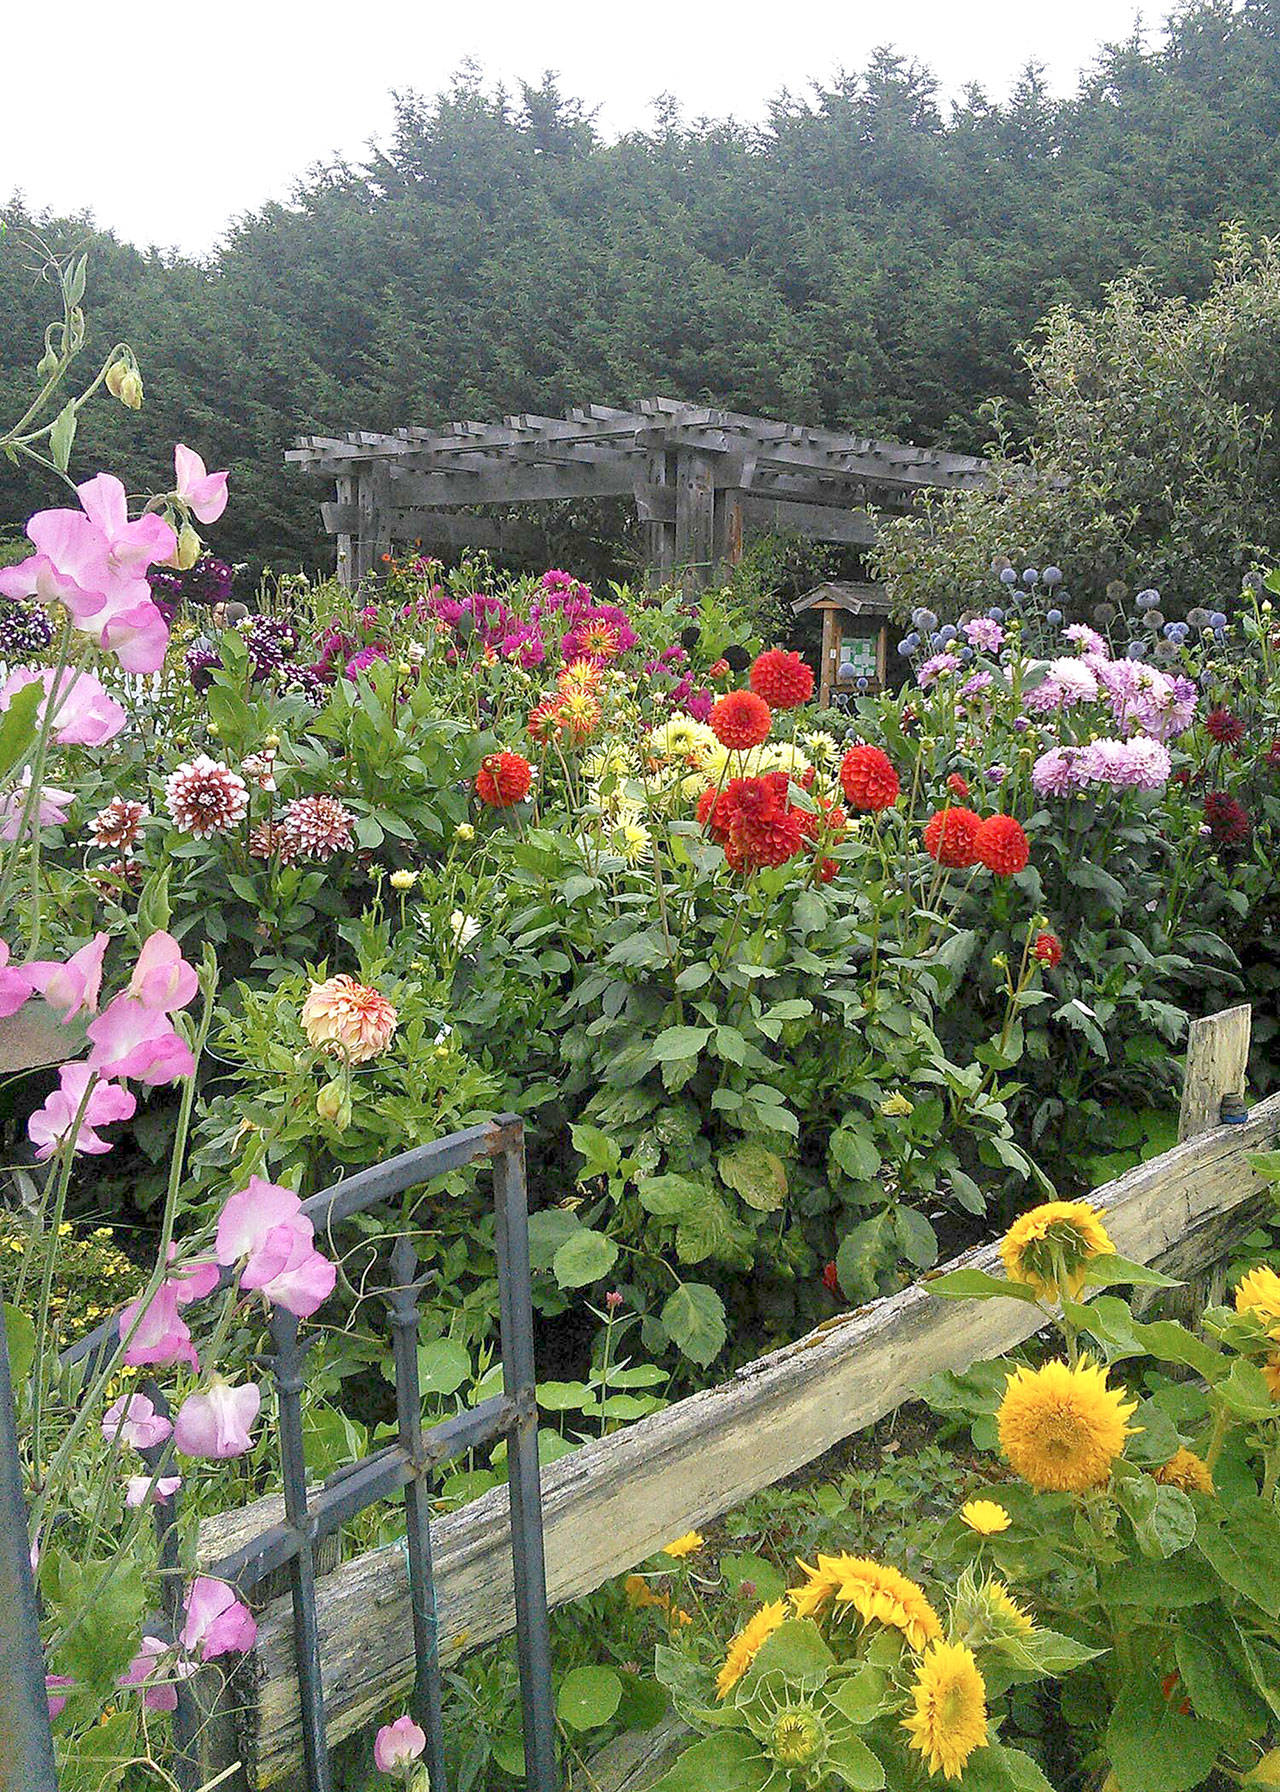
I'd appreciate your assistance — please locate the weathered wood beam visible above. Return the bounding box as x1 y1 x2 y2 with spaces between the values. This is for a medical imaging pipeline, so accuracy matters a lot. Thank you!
203 1093 1280 1785
673 449 716 584
1179 1005 1252 1142
386 463 641 506
740 494 878 545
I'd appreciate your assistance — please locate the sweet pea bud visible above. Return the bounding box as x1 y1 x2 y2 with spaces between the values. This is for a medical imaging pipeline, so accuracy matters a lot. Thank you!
316 1081 351 1129
175 524 202 570
108 360 143 409
36 345 59 381
105 358 127 398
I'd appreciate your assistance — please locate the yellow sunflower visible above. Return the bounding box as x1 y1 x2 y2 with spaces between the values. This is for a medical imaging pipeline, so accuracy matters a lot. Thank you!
789 1551 861 1621
1234 1267 1280 1337
662 1531 703 1560
832 1557 943 1651
982 1579 1034 1636
716 1599 788 1699
1154 1449 1214 1496
997 1358 1137 1493
999 1199 1114 1303
1263 1355 1280 1401
960 1499 1011 1535
902 1639 989 1782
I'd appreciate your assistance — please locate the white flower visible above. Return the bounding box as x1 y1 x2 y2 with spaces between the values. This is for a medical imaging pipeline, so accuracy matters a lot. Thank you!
450 911 480 949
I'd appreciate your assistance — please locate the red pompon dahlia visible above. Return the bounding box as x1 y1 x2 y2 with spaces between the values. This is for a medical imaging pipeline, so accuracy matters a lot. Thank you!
839 745 900 812
1205 707 1245 745
923 806 982 868
708 657 730 680
1033 931 1063 968
164 755 249 839
709 688 772 750
749 649 814 710
817 856 839 883
279 795 356 862
1205 790 1251 845
476 751 533 808
946 772 971 801
975 814 1030 876
735 808 805 870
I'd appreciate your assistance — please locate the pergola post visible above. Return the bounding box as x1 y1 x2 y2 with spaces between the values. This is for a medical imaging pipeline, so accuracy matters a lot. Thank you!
335 474 354 588
640 450 676 585
713 489 744 572
673 449 716 588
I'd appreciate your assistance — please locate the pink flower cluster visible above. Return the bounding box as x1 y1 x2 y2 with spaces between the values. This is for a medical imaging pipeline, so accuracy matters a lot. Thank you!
1031 736 1172 796
0 666 127 746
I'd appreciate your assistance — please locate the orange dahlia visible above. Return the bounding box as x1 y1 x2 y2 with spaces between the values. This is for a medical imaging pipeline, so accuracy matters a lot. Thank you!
301 975 398 1063
749 649 814 710
923 807 982 868
476 751 533 808
839 745 899 812
710 689 772 750
975 814 1029 876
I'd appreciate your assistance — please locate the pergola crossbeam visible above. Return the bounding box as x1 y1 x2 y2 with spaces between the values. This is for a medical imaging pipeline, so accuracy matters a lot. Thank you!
289 398 987 586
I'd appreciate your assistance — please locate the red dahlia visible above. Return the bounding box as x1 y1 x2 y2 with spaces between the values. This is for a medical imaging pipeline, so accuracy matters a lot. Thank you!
527 700 566 745
975 814 1030 876
1266 737 1280 770
946 772 970 801
1204 790 1251 845
709 688 772 750
749 649 814 710
734 809 805 869
821 1261 840 1296
1033 931 1063 968
476 751 533 808
923 807 982 868
839 745 900 812
1205 707 1245 745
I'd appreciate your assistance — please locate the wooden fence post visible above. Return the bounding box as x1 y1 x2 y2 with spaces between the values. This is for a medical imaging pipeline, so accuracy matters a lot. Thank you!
1179 1004 1251 1142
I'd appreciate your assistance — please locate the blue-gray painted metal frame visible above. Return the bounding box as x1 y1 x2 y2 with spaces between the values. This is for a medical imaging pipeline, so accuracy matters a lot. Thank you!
17 1114 557 1792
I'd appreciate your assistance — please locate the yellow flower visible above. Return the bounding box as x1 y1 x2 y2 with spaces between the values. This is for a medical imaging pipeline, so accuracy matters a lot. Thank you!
982 1579 1034 1636
389 869 416 891
997 1358 1137 1493
623 1574 666 1612
715 1600 788 1699
880 1092 915 1118
902 1640 989 1782
1263 1355 1280 1401
1000 1199 1114 1303
960 1499 1011 1535
662 1532 704 1560
1234 1267 1280 1337
832 1557 942 1651
454 822 475 842
647 717 716 763
613 820 652 865
668 1606 693 1628
1154 1448 1214 1496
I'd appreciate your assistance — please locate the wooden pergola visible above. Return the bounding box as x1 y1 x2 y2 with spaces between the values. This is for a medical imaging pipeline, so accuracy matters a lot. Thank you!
286 397 989 587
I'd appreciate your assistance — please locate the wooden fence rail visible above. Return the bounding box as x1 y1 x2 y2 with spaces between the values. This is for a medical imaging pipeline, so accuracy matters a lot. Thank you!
197 1067 1279 1784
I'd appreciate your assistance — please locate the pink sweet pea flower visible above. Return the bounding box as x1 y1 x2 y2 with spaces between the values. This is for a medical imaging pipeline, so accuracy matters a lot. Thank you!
0 772 73 842
118 1282 198 1371
86 994 195 1084
28 1062 136 1159
165 1244 221 1306
173 1380 261 1459
0 941 33 1020
118 1636 193 1712
129 932 198 1012
95 596 171 674
102 1392 172 1451
125 1474 182 1508
180 1577 257 1659
374 1715 427 1777
175 445 229 525
24 933 108 1022
0 553 105 622
0 666 127 747
46 1675 75 1720
215 1178 336 1318
238 1222 336 1318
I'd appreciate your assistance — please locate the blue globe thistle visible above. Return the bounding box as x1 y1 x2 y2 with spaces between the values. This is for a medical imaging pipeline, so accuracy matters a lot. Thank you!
999 567 1018 586
1126 641 1145 659
988 607 1005 623
1022 568 1039 585
914 608 939 632
1042 566 1063 586
959 646 974 661
1186 608 1211 629
896 639 912 656
1046 608 1063 626
903 632 921 653
1209 611 1228 630
856 676 868 691
939 624 957 643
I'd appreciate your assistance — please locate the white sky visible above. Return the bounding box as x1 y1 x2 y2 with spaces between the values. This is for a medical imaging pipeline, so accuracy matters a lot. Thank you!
5 0 1149 257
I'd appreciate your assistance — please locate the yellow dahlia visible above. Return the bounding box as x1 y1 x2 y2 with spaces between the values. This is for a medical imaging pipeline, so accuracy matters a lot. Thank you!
1000 1199 1114 1303
1154 1448 1214 1496
558 658 601 696
301 975 398 1063
960 1499 1011 1535
997 1358 1136 1493
559 691 602 741
1234 1267 1280 1337
902 1639 989 1782
716 1599 788 1699
832 1557 942 1651
662 1531 703 1560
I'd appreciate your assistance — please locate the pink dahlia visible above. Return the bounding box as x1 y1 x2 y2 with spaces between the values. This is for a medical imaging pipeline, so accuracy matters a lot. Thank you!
279 796 355 862
164 756 249 838
301 974 398 1062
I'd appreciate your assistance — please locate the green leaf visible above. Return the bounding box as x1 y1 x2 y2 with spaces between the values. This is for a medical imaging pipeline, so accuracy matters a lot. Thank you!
1196 1497 1280 1616
51 1555 146 1692
651 1025 712 1063
924 1268 1038 1303
648 1732 772 1792
638 1174 706 1218
822 1729 885 1790
894 1206 938 1269
1217 1359 1278 1419
957 1746 1057 1792
826 1665 891 1725
0 679 43 783
830 1123 881 1182
719 1553 785 1604
1114 1476 1196 1558
552 1228 618 1289
416 1339 471 1397
1083 1254 1182 1290
49 400 77 472
741 1618 834 1686
1105 1672 1224 1792
719 1142 788 1212
527 1208 582 1271
994 1628 1103 1676
4 1304 35 1393
557 1665 623 1730
572 1122 622 1180
661 1283 727 1367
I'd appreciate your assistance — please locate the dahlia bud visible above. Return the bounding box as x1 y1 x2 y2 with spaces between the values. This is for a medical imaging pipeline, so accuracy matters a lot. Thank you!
315 1081 351 1129
389 869 416 891
454 822 475 842
263 734 281 751
175 524 202 571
